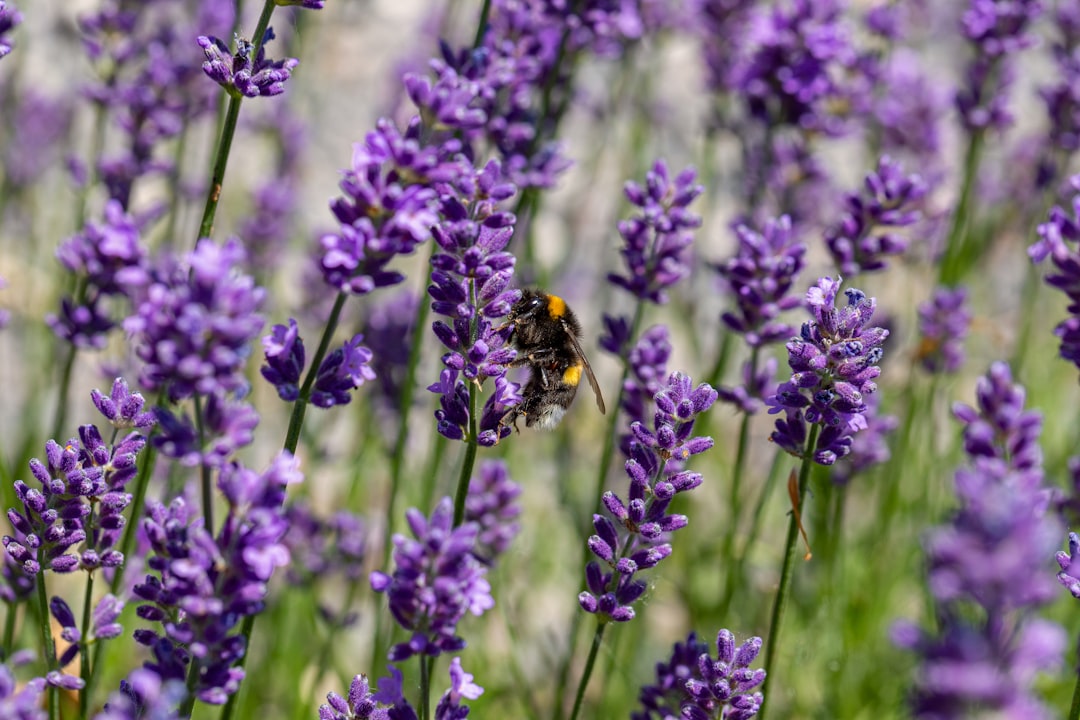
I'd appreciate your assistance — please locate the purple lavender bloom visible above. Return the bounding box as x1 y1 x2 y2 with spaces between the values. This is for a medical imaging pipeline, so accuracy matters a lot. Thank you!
427 160 522 445
824 156 927 276
197 29 298 98
132 452 302 704
261 319 304 401
580 373 716 622
362 289 419 411
896 362 1065 718
695 0 756 94
1029 178 1080 375
49 593 123 676
767 277 889 466
1055 532 1080 597
2 90 72 189
633 629 766 720
152 391 258 468
0 1 21 59
277 0 325 8
1037 5 1080 185
48 200 149 349
465 460 522 564
730 0 863 137
311 334 376 408
95 666 188 720
952 362 1042 473
0 661 45 720
872 49 949 174
608 161 703 305
718 358 778 416
716 214 807 348
434 657 484 720
319 119 448 296
124 238 265 401
955 0 1043 132
619 325 672 451
283 502 366 590
915 286 972 374
319 672 412 720
831 392 897 486
370 498 494 660
4 424 146 575
91 377 156 430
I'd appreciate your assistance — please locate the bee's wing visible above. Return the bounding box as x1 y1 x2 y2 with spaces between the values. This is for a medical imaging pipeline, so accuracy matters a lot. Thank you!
568 332 606 414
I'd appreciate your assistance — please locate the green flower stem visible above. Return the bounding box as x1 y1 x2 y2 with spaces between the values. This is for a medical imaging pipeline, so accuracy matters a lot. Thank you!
2 601 15 661
420 654 435 720
1069 650 1080 720
218 614 255 720
193 393 214 532
452 276 484 527
161 122 192 251
35 573 58 720
78 563 96 718
472 0 493 48
567 621 607 720
758 423 821 720
180 649 201 717
719 347 759 587
196 0 276 240
283 291 348 454
937 127 986 287
49 344 78 446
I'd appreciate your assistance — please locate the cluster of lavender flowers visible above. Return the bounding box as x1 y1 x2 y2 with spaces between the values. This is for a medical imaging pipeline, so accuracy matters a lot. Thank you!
955 0 1043 132
0 1 20 59
319 658 482 720
198 29 298 99
1029 176 1080 376
824 156 927 277
464 460 522 565
767 277 888 465
580 373 717 622
633 629 766 720
370 498 494 661
4 379 153 577
261 317 376 409
894 362 1065 717
915 286 972 374
131 453 302 705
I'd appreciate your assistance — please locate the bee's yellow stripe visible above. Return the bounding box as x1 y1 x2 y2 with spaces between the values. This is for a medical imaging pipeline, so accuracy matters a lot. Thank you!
563 363 582 387
546 295 567 318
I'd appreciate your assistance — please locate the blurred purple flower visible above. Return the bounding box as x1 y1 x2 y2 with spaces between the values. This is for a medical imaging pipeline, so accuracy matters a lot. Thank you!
730 0 863 137
694 0 756 94
49 594 124 673
831 392 897 486
370 498 493 661
311 334 376 408
896 362 1064 718
124 238 265 401
132 453 302 705
872 49 949 177
362 289 419 412
718 357 778 416
824 156 927 276
152 391 258 468
767 277 889 465
716 214 806 348
198 29 298 98
633 629 766 720
915 286 972 374
1 90 72 188
95 666 188 720
0 1 21 59
465 459 522 565
581 373 716 622
1029 177 1080 376
48 200 149 349
955 0 1043 132
0 660 45 720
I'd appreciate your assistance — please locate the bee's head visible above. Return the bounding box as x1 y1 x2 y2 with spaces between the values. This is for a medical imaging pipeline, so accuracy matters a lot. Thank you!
508 290 547 322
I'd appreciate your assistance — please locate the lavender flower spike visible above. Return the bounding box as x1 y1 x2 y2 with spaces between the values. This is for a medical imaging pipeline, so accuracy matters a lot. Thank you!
197 29 298 98
767 277 889 465
1029 176 1080 376
824 156 927 276
915 286 971 374
370 497 493 660
633 629 766 720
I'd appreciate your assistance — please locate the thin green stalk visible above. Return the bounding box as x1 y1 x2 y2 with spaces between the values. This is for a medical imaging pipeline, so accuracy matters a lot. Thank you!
50 345 78 444
420 654 434 720
1069 654 1080 720
161 123 192 250
196 0 276 240
719 346 759 590
471 0 493 48
194 393 214 532
758 423 821 720
567 622 607 720
283 292 348 454
35 574 58 720
2 601 15 661
737 450 785 565
452 278 483 528
180 651 201 717
78 566 96 717
937 128 986 286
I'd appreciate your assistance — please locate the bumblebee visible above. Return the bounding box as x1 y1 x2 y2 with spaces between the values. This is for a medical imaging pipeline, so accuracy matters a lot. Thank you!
498 290 606 430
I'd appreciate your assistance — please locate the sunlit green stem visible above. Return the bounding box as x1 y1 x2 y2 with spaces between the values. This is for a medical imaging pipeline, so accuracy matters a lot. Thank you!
78 567 95 717
758 423 821 720
566 621 607 720
35 574 58 720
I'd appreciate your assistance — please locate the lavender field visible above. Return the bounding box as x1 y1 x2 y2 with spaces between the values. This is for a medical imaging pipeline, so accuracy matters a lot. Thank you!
1 0 1079 718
